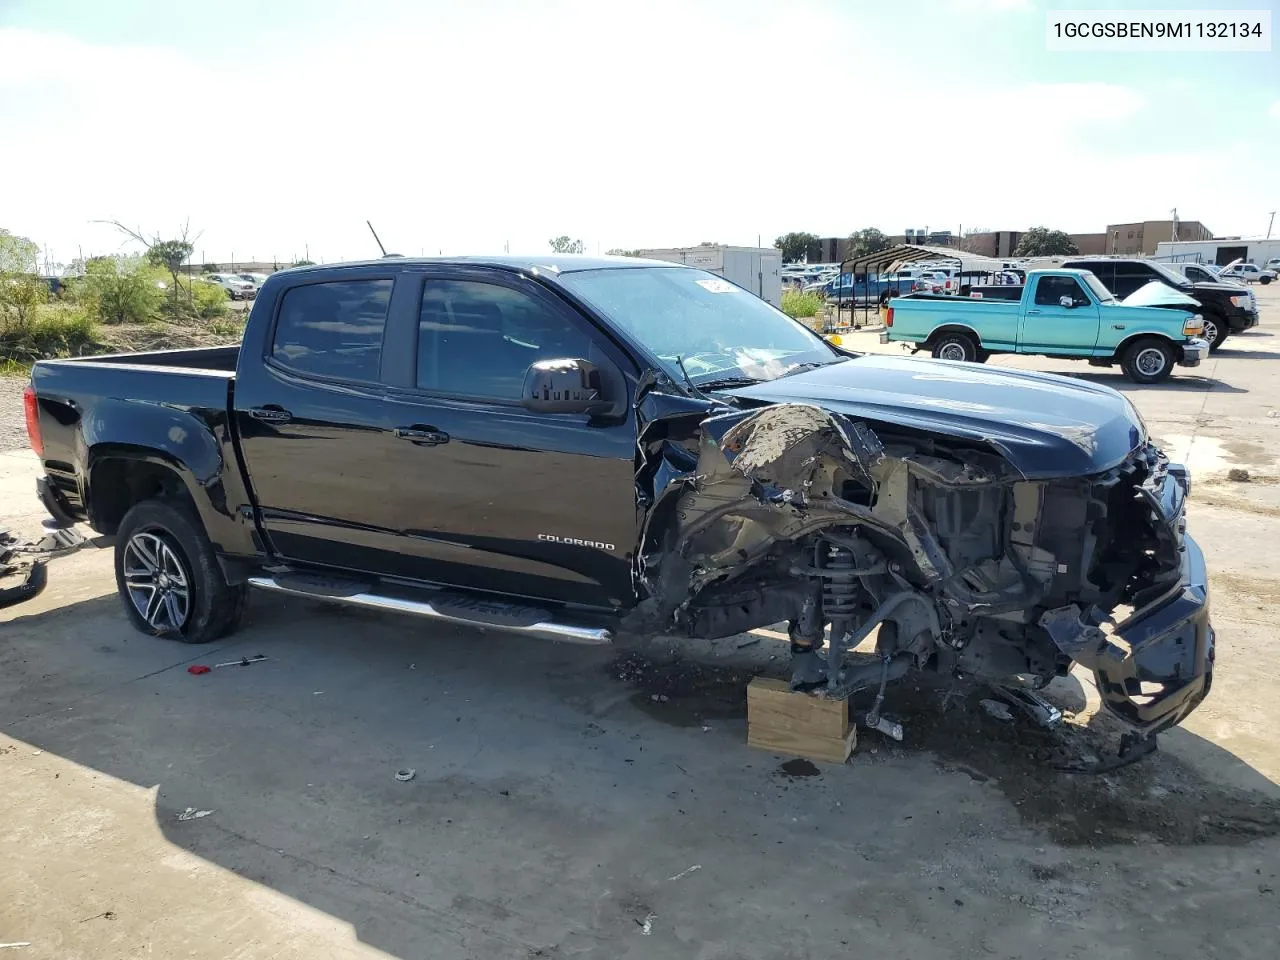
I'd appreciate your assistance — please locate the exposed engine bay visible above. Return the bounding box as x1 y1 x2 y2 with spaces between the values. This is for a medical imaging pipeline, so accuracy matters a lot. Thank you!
627 393 1214 755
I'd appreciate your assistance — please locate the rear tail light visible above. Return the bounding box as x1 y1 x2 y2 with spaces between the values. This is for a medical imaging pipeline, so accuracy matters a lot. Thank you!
885 306 894 327
23 384 43 457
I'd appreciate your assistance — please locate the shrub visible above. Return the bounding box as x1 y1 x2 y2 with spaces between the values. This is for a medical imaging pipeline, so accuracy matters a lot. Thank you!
781 289 823 320
0 273 48 327
189 278 230 319
0 303 97 363
77 257 163 324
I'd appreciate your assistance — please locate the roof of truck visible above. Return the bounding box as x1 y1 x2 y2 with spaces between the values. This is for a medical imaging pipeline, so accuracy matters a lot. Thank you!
281 254 684 276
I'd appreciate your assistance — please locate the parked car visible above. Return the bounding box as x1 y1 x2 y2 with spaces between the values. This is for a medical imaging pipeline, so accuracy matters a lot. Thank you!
1061 257 1257 350
17 255 1213 749
1164 262 1225 285
1265 257 1280 272
236 272 271 290
814 272 915 304
1218 261 1276 285
882 268 1208 383
206 273 257 300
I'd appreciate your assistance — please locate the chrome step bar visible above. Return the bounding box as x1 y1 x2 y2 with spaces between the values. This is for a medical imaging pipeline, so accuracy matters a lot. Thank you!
246 576 613 645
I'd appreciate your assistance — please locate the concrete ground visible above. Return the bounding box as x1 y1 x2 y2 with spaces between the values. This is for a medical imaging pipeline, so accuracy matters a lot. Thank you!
3 286 1280 959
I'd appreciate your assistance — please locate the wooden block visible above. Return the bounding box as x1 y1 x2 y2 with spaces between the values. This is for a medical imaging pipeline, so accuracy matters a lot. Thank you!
746 677 857 764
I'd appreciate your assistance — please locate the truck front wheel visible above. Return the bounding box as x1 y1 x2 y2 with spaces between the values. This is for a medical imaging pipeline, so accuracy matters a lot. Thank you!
931 331 980 363
1120 338 1175 384
1201 313 1228 351
114 500 247 643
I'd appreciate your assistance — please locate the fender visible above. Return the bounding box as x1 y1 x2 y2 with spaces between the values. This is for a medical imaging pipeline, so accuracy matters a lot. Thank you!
926 323 985 346
78 398 259 559
1111 330 1183 360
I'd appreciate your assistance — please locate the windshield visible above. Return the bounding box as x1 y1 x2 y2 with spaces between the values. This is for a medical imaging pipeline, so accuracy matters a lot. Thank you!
559 266 840 385
1146 261 1190 286
1081 273 1116 303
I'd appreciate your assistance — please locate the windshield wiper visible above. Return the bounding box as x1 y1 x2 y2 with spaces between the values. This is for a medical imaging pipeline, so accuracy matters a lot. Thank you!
780 358 847 377
695 376 765 391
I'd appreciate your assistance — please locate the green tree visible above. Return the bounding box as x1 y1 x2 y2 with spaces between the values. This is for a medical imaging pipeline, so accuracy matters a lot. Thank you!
774 231 819 262
292 259 316 267
0 274 47 329
605 248 640 257
549 236 585 254
1013 226 1079 257
847 228 891 258
101 220 198 313
0 228 39 274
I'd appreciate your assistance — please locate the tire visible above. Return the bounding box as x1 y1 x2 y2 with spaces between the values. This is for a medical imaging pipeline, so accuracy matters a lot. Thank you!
930 331 979 362
114 499 247 643
1120 338 1175 384
1261 276 1272 285
1200 313 1229 351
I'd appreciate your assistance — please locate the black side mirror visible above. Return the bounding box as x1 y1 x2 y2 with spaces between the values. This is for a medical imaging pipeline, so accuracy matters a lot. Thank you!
521 358 609 415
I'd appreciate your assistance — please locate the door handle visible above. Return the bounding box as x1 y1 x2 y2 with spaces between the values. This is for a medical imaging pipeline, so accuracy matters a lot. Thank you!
249 405 293 424
395 425 450 446
1025 309 1042 315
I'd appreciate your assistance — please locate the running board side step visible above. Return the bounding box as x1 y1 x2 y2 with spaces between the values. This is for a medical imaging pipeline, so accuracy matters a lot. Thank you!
246 576 613 645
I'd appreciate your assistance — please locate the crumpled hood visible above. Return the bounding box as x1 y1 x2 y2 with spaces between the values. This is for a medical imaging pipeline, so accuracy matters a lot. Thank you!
1122 281 1199 309
724 355 1145 479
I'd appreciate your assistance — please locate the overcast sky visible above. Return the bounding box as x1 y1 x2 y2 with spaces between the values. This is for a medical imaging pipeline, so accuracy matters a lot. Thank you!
1 0 1276 266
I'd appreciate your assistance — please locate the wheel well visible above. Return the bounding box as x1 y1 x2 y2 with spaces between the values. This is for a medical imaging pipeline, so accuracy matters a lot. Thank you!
926 325 981 346
89 459 192 534
1113 333 1177 360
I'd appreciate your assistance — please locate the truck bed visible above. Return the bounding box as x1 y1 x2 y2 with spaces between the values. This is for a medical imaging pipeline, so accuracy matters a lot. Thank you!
43 344 240 373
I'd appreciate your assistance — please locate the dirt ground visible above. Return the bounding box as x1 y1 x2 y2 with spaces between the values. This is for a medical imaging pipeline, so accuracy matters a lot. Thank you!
3 284 1280 959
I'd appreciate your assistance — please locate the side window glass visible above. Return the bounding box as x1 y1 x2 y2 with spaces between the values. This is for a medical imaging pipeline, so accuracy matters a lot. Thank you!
271 279 392 381
1034 276 1077 305
417 279 595 400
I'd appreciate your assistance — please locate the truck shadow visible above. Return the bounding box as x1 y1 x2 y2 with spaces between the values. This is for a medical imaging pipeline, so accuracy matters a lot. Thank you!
1054 371 1248 393
3 592 1279 958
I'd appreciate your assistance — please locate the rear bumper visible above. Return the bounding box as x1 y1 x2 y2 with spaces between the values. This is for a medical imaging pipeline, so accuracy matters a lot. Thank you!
1094 534 1214 733
37 477 79 529
879 332 891 343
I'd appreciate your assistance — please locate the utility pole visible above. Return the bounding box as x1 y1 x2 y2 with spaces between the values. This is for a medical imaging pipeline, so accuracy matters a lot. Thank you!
1268 211 1276 239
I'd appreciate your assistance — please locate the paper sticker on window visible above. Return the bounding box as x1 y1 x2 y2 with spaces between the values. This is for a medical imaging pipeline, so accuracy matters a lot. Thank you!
695 278 736 294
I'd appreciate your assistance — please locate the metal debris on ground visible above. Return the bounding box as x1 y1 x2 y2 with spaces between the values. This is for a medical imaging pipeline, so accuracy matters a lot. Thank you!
667 864 702 881
394 768 416 782
988 684 1064 727
979 699 1014 722
735 637 761 649
0 943 32 950
215 655 270 669
187 665 211 675
637 912 657 935
176 807 213 821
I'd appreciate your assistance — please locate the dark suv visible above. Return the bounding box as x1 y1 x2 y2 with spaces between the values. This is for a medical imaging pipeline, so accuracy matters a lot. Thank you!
1062 257 1257 351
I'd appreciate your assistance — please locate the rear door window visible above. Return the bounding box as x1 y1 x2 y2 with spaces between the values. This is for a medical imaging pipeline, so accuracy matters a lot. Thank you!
271 279 394 382
1114 262 1158 297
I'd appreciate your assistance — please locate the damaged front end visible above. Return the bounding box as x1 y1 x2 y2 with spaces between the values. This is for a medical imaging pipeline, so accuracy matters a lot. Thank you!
628 400 1212 742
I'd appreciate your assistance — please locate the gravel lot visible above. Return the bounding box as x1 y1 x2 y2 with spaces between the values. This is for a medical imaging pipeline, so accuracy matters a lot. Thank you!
2 285 1280 959
0 375 29 451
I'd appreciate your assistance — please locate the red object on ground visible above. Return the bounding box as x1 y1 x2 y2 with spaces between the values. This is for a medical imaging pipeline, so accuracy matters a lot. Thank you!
187 665 211 675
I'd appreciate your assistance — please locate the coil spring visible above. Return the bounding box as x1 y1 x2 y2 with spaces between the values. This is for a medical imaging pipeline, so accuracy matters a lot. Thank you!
820 541 858 619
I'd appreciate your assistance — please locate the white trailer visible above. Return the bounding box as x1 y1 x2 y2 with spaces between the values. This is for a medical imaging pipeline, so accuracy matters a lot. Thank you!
636 245 782 307
1154 237 1280 267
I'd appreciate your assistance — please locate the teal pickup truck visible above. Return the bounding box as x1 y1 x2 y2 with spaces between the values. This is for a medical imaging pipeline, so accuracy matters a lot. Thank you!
881 268 1209 383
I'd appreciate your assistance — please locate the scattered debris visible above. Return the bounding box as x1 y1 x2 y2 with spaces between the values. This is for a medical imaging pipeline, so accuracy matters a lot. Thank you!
187 665 211 675
637 912 656 935
1228 467 1251 482
980 699 1014 722
215 655 270 669
394 768 416 782
649 693 669 703
77 911 116 923
176 807 213 822
988 684 1063 727
735 637 761 649
667 864 702 881
0 943 32 950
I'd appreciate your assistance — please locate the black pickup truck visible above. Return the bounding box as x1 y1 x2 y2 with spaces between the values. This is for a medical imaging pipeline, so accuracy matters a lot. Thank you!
1062 257 1258 351
19 255 1214 747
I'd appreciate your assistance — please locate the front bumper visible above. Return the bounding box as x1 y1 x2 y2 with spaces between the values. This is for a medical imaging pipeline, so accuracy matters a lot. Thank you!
1178 338 1209 367
1093 535 1214 733
1229 310 1259 332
